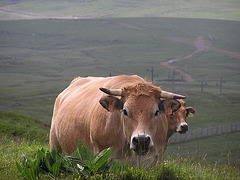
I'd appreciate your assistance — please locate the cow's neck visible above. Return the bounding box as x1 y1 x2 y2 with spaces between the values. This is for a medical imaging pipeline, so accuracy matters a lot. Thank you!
166 129 175 140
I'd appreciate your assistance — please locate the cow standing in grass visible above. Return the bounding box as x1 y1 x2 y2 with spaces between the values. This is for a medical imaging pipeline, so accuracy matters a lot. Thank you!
50 75 186 165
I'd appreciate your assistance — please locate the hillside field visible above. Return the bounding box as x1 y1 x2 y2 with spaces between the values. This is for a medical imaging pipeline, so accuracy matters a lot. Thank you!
0 17 240 174
0 0 240 21
0 18 239 125
0 0 240 178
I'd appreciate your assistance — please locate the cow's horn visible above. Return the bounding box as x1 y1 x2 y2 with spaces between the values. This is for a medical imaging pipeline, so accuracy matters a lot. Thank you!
99 87 122 96
160 90 186 99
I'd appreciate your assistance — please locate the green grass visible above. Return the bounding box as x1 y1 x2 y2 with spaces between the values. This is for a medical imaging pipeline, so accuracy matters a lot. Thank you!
0 112 49 142
0 0 240 21
0 17 240 178
0 112 50 179
165 131 240 168
0 113 238 179
0 1 239 178
0 135 49 180
1 138 239 179
180 92 240 129
0 113 239 179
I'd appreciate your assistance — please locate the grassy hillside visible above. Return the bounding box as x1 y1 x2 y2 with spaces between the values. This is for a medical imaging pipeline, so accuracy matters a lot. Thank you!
0 0 240 21
0 112 49 179
0 112 49 142
166 131 240 168
0 1 239 178
0 17 239 175
0 18 239 125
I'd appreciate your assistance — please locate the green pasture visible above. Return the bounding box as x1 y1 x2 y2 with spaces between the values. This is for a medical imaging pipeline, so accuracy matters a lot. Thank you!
0 0 239 178
166 131 240 168
0 18 239 125
0 17 240 177
0 0 240 21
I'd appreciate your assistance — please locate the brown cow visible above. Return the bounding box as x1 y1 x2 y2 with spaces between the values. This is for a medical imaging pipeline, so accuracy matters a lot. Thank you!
50 75 186 165
164 100 195 150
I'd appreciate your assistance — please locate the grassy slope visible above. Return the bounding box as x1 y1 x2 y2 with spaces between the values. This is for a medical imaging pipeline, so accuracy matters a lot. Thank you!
0 135 49 179
0 18 239 124
0 18 239 170
0 112 49 142
0 112 49 179
165 131 240 168
0 1 240 177
0 0 240 21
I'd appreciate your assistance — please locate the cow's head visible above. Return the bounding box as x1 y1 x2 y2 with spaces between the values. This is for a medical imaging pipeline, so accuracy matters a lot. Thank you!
99 82 185 155
167 100 195 134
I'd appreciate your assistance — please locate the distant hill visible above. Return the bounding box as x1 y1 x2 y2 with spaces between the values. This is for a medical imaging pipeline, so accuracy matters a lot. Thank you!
0 0 239 21
0 17 239 124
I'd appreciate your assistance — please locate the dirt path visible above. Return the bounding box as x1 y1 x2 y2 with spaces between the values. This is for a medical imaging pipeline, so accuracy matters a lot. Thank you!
161 34 240 83
212 48 240 59
161 35 214 83
194 36 205 50
118 22 144 30
0 8 84 19
0 8 42 18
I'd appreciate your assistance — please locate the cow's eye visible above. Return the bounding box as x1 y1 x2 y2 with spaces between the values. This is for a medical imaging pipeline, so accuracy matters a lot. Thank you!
154 110 159 117
123 109 128 116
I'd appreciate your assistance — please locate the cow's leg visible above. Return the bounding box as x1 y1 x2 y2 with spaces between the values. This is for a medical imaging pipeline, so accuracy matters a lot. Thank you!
50 124 62 153
157 147 164 164
93 146 100 155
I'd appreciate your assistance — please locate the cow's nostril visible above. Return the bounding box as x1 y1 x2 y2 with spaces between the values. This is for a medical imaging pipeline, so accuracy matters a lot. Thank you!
145 136 150 147
131 135 152 155
132 137 139 146
132 135 151 150
180 124 188 131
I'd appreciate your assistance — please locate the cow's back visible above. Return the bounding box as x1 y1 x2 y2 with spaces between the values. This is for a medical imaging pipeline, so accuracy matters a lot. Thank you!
50 75 145 154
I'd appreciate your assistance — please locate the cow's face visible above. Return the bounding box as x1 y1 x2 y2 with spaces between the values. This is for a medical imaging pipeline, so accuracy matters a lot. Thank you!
121 94 181 155
99 88 182 155
168 100 195 134
122 95 158 155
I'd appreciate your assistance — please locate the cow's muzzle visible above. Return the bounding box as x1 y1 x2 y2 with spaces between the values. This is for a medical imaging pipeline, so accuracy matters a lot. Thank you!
178 124 188 134
131 135 152 155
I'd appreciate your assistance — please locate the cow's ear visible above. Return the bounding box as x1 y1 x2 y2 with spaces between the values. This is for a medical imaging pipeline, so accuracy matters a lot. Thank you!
99 96 123 112
158 99 181 115
186 107 196 117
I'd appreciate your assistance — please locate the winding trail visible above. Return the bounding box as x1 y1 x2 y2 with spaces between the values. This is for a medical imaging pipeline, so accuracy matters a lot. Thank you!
0 8 85 19
1 10 239 80
160 35 214 83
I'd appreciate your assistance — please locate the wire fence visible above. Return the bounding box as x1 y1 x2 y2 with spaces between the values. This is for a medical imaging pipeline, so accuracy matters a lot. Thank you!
169 122 240 144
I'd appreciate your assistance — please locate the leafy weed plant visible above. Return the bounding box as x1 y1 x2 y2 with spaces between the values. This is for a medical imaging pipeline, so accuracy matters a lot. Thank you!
16 141 113 179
